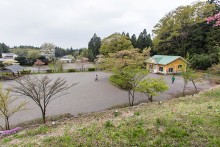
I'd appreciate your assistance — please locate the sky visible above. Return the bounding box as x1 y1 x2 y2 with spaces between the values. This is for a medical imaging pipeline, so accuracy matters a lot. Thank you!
0 0 200 49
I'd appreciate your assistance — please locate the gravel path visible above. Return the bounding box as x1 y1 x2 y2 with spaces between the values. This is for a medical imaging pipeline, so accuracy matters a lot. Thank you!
0 72 213 126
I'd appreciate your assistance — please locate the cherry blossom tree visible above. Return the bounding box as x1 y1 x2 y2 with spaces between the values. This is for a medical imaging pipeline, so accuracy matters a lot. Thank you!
206 12 220 26
34 59 45 73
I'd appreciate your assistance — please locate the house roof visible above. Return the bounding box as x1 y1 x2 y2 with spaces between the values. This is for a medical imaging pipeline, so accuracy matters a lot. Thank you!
2 53 17 56
4 64 24 73
146 55 187 65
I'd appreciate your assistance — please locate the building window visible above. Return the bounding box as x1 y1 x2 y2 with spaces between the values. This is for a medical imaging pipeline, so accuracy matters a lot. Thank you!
159 67 163 72
178 65 182 68
149 64 153 69
169 68 173 73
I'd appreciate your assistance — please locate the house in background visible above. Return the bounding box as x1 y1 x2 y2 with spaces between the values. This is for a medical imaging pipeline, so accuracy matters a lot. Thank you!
146 55 188 74
2 53 18 59
59 55 75 63
0 53 18 63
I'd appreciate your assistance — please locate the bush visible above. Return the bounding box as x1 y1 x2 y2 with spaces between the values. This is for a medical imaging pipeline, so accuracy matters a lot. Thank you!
20 70 31 75
191 54 212 70
104 121 114 128
46 69 52 73
67 68 76 72
88 68 96 71
15 57 27 66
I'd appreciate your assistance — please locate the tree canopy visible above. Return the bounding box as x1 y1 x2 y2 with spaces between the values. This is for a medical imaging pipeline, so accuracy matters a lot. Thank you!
152 2 217 57
88 33 101 61
100 33 133 55
100 48 147 71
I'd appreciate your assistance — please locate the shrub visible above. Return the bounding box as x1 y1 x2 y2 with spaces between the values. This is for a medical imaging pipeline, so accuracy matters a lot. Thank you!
88 68 96 71
113 110 120 117
46 69 52 73
191 54 212 70
15 57 27 66
20 70 31 75
104 121 114 128
210 53 220 65
67 68 76 72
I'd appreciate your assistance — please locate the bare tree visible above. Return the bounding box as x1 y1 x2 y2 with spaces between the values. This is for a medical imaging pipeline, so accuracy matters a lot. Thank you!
12 75 76 123
76 57 89 71
0 84 26 130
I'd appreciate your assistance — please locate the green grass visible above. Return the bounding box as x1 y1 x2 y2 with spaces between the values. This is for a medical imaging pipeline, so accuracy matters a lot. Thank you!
1 86 220 146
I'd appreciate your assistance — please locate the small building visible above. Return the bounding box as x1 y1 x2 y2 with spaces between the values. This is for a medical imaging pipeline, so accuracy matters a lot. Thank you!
146 55 188 74
2 53 18 59
59 55 74 63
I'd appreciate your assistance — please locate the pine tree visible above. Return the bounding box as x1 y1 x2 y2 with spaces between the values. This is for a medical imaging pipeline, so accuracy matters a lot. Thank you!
137 29 152 51
122 31 126 36
131 34 137 48
126 33 130 39
88 33 101 61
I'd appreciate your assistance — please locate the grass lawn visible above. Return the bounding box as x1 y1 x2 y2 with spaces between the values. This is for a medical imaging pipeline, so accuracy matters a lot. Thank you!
1 86 220 146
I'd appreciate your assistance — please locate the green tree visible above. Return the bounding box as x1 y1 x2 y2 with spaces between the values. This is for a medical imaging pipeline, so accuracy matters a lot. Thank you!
110 66 148 106
152 2 216 57
181 68 200 96
80 48 89 58
136 78 168 102
131 34 137 48
55 47 66 57
10 48 28 57
0 43 10 53
100 33 133 55
126 33 130 39
137 29 152 51
15 57 27 66
88 33 101 61
191 54 213 70
27 50 40 59
0 84 26 130
101 49 146 71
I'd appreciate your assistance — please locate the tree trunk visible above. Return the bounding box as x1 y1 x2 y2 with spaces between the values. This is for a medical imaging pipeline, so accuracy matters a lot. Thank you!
5 117 10 130
131 90 135 106
0 125 4 131
40 109 46 124
43 111 46 124
183 82 187 96
128 91 131 106
191 80 198 92
148 95 153 102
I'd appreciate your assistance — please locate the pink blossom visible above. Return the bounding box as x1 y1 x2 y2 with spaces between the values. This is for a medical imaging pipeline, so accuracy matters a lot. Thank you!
206 12 220 27
0 127 22 136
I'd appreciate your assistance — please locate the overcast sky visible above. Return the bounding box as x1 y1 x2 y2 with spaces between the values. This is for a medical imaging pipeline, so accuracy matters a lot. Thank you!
0 0 200 49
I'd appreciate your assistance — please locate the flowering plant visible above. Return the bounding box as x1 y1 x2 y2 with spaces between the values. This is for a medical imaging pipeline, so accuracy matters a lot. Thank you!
0 127 22 136
206 12 220 27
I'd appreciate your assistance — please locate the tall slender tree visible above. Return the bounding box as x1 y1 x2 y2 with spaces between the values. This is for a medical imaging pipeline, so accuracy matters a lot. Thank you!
137 29 152 51
88 33 101 61
126 33 130 39
131 34 137 48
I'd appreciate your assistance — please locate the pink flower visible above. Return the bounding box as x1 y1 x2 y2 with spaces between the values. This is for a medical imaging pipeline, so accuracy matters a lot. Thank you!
206 12 220 27
0 127 22 136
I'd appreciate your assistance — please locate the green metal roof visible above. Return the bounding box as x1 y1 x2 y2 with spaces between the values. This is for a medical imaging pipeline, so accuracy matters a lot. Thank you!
149 55 186 65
